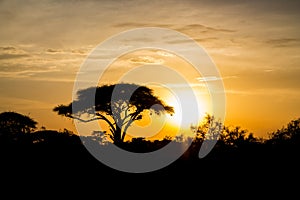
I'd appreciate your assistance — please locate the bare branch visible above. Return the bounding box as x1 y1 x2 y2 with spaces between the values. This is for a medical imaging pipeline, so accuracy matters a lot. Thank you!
66 114 100 123
95 113 116 133
121 111 141 141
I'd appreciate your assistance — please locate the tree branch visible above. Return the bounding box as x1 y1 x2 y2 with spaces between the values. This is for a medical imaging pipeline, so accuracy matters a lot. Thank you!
66 114 100 123
95 113 116 133
121 111 141 141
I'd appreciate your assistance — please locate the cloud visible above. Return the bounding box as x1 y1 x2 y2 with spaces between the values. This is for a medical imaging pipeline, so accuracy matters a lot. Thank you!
0 66 60 78
195 37 218 43
0 46 29 60
163 83 207 89
155 50 175 57
162 24 235 45
46 48 63 54
114 22 172 28
1 46 16 51
197 76 237 82
263 69 274 73
225 88 300 98
0 96 51 110
128 56 164 64
197 76 221 82
188 0 300 15
71 49 89 55
265 38 300 47
165 37 219 45
0 54 28 60
225 89 252 95
176 24 236 34
45 48 89 55
0 43 88 83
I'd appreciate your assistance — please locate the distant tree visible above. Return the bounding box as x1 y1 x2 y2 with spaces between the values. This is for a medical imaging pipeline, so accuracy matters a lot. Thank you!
186 114 223 159
268 118 300 146
220 126 256 148
53 83 174 144
89 130 109 145
187 114 262 159
0 111 37 143
32 128 80 145
192 114 223 141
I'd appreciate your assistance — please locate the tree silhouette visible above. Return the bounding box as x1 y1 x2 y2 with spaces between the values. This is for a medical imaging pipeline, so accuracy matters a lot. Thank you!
220 126 257 148
267 118 300 151
191 114 223 141
53 83 174 144
185 114 224 159
0 111 37 144
268 118 300 143
32 128 81 145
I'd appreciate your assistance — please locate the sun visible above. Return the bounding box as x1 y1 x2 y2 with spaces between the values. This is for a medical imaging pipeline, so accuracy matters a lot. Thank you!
165 89 206 129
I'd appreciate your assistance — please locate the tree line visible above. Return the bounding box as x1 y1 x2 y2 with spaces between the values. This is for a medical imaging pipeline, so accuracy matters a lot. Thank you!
1 110 299 160
1 83 299 177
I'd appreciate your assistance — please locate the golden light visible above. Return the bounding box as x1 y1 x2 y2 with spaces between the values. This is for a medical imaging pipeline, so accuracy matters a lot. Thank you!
165 88 207 129
122 85 209 140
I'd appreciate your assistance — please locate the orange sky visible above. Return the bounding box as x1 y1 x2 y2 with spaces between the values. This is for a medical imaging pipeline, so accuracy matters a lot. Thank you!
1 0 300 138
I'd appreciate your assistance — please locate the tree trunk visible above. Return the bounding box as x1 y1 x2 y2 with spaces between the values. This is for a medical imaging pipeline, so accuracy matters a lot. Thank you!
113 125 123 145
121 131 126 142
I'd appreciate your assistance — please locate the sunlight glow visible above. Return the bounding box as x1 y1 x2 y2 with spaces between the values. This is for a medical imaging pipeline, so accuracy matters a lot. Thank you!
165 89 206 129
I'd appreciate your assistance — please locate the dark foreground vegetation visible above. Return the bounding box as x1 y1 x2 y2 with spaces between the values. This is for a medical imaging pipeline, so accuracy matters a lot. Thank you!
1 111 299 192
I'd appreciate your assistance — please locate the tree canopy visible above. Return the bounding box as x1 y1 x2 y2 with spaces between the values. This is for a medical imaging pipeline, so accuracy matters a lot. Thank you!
53 83 174 143
0 111 37 143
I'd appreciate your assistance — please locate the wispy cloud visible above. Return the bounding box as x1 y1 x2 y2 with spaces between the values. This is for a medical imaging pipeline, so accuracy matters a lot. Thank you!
45 48 89 55
162 83 207 89
0 46 29 60
263 69 274 73
128 56 164 64
197 76 221 82
225 88 300 98
265 38 300 47
197 76 237 82
0 96 51 110
0 44 90 81
0 54 29 60
114 22 172 28
46 48 63 54
155 50 175 57
195 37 218 43
0 66 60 78
225 89 252 95
176 24 236 34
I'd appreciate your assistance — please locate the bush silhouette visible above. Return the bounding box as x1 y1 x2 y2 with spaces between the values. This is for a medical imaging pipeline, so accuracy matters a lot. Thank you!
0 111 37 144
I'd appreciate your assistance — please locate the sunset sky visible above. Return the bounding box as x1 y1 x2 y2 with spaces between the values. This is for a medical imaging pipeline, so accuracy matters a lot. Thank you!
1 0 300 138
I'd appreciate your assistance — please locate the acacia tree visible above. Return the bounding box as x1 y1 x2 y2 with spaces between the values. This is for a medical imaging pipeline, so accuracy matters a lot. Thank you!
0 111 37 143
53 83 174 144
